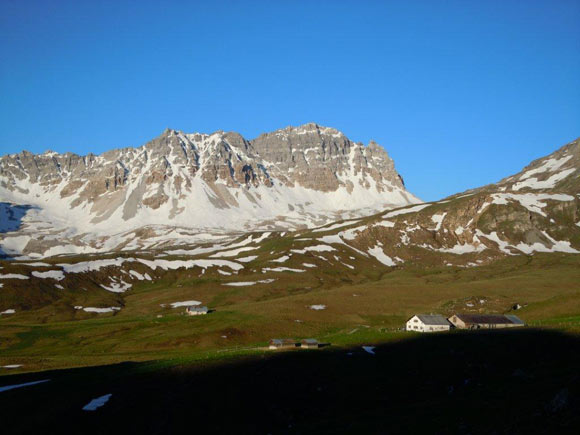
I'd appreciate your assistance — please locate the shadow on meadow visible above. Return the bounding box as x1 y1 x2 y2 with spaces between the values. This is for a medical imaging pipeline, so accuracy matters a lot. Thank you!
1 328 579 434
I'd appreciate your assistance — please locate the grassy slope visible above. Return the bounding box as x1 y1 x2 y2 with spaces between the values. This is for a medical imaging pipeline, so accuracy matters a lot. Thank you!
1 253 579 373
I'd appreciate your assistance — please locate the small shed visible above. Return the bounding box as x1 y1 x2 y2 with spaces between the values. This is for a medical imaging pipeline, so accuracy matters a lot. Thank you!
269 339 298 350
448 313 524 329
406 314 452 332
186 306 208 316
300 338 320 349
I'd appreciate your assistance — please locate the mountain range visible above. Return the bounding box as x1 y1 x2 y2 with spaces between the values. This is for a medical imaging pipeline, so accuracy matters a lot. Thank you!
0 123 418 258
0 125 579 321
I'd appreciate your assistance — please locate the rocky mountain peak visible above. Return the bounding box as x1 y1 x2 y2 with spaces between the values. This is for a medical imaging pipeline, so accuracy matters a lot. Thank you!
0 123 419 257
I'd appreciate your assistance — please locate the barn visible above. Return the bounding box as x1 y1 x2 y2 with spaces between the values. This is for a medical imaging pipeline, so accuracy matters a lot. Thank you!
448 313 524 329
406 314 452 332
269 339 298 349
186 306 208 316
300 339 320 349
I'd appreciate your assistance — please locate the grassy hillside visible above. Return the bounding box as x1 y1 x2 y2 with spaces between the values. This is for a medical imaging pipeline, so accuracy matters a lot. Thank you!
1 253 579 373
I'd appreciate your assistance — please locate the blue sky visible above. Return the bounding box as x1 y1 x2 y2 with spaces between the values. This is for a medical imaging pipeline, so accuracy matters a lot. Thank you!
0 0 578 201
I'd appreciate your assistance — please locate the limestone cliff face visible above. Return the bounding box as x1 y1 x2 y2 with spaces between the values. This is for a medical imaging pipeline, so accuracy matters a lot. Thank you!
250 123 404 193
0 123 419 257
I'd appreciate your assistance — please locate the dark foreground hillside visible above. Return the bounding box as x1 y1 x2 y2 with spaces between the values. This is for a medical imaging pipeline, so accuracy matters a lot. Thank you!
1 329 579 434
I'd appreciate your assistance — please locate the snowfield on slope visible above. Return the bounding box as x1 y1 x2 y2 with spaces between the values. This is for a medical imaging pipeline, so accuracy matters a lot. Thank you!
491 193 575 217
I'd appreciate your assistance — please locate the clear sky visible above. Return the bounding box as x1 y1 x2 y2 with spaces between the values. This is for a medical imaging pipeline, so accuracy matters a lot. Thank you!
0 0 579 201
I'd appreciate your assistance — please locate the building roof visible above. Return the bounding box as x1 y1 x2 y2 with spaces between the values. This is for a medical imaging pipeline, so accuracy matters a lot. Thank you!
414 314 451 326
453 313 522 324
301 338 319 344
269 338 297 345
505 314 525 325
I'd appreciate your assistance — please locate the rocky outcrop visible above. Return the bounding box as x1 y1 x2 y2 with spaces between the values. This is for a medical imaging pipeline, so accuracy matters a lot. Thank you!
330 137 580 266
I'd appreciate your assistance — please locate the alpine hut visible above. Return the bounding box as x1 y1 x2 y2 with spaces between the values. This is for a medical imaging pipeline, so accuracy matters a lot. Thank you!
186 306 208 316
300 338 320 349
406 314 452 332
269 339 298 350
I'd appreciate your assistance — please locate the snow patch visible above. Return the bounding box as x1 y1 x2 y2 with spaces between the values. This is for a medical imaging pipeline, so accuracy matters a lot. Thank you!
237 255 258 263
169 300 202 308
270 255 290 263
340 226 367 241
436 243 486 254
128 270 152 280
476 230 514 255
82 394 112 411
512 168 575 190
100 280 132 293
368 246 396 266
431 213 447 231
519 156 573 180
0 379 50 393
309 304 326 310
223 279 277 286
31 270 65 281
76 306 121 313
262 267 305 273
362 346 376 355
0 273 29 280
491 193 574 217
223 281 257 286
137 258 243 271
476 229 579 254
291 244 335 254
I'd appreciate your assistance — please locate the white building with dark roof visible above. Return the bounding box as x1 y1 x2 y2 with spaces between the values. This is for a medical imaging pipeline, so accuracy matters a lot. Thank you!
406 314 452 332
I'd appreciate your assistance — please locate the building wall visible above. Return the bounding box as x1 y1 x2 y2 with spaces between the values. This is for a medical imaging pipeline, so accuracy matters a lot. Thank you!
448 316 466 329
449 319 524 329
406 317 450 333
476 322 519 329
425 325 450 332
406 316 422 332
